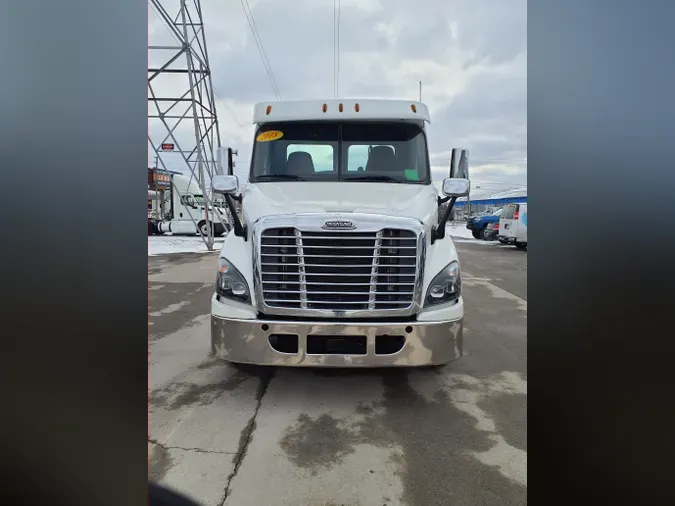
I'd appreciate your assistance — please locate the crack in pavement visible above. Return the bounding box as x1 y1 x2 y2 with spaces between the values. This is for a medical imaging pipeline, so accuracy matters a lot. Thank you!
219 369 275 506
149 438 235 455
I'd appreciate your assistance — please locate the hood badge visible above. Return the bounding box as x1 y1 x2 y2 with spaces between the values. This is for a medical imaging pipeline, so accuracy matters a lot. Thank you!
322 220 356 230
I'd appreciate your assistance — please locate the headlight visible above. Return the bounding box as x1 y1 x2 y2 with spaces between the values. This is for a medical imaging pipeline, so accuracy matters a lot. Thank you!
424 261 461 307
216 257 251 304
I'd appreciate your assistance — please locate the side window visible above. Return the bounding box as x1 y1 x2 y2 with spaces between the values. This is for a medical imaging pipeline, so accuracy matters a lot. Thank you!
180 195 196 207
287 144 334 172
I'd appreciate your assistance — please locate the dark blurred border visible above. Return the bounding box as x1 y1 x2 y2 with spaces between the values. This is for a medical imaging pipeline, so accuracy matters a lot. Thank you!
529 0 675 503
0 1 148 505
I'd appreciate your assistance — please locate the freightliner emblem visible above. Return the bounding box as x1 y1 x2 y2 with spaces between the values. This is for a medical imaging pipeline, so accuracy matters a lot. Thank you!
322 220 356 230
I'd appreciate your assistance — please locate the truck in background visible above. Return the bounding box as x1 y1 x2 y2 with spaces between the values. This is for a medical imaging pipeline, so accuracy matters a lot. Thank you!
466 207 503 240
208 99 470 368
148 168 231 237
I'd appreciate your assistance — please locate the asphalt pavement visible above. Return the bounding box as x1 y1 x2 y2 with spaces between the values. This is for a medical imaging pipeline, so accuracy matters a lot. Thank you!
149 237 527 506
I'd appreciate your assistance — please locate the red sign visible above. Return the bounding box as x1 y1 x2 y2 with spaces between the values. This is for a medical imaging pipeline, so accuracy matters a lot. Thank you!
161 143 174 151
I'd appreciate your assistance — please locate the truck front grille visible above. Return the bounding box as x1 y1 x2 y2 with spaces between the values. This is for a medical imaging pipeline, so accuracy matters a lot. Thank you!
259 228 418 312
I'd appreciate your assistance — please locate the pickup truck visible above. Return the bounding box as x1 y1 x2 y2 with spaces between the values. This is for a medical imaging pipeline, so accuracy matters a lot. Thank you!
466 208 503 240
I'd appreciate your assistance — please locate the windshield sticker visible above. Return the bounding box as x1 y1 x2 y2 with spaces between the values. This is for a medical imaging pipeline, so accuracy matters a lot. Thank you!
256 130 284 142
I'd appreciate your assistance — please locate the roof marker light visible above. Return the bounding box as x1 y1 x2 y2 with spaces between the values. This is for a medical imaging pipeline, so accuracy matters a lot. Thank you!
322 103 327 113
265 105 272 115
354 103 360 112
411 104 417 113
338 103 344 112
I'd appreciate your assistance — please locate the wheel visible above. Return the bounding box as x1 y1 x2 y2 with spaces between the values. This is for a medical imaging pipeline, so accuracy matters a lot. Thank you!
515 242 527 250
471 229 481 239
480 226 491 240
198 220 214 237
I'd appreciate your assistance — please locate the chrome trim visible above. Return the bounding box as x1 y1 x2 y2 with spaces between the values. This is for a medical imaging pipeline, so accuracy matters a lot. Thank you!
294 229 308 309
211 315 463 367
252 213 426 318
368 230 383 310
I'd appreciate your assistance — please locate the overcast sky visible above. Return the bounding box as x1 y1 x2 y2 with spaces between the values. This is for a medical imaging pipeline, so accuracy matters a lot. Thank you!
149 0 526 194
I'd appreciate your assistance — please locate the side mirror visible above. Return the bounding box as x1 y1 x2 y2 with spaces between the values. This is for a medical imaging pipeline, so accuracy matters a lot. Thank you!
212 174 239 194
442 177 470 197
449 148 469 179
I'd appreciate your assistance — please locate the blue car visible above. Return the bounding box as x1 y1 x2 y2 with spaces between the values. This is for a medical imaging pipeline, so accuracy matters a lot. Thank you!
466 208 503 240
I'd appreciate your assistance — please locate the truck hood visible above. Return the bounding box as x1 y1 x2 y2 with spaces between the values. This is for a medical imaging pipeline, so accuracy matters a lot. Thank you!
242 182 438 225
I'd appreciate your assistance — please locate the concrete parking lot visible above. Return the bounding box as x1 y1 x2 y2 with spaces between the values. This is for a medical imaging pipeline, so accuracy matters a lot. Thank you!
149 238 527 506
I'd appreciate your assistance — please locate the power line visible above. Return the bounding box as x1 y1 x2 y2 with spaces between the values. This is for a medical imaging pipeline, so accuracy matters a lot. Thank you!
333 0 337 98
240 0 281 99
148 1 244 128
335 0 341 98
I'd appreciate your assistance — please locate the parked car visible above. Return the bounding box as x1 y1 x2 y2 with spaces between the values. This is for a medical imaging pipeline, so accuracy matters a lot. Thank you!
485 221 500 240
466 208 503 240
498 203 527 250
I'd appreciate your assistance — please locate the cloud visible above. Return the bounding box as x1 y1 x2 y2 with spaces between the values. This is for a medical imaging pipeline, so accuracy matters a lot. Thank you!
149 0 526 186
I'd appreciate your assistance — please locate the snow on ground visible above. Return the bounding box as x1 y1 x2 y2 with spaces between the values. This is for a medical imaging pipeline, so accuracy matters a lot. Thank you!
446 223 506 245
149 235 225 256
446 223 475 239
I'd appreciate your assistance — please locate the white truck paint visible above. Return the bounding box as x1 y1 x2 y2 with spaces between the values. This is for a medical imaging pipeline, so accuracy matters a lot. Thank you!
209 99 470 367
153 174 231 237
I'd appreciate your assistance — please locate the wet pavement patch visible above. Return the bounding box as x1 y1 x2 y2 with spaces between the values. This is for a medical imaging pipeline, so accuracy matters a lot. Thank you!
279 413 364 475
149 282 213 341
150 374 250 410
478 392 527 452
278 369 527 505
149 443 173 482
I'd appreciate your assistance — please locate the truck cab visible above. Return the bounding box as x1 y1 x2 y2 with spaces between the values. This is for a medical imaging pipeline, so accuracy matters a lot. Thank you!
152 174 231 237
210 99 470 367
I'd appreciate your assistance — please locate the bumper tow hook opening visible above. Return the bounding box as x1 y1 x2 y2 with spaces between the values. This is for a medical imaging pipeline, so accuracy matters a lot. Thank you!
375 335 406 355
268 334 299 354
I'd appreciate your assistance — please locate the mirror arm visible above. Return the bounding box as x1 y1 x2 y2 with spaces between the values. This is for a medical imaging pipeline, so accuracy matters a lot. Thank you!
437 195 451 205
432 196 458 244
224 194 247 240
231 193 243 203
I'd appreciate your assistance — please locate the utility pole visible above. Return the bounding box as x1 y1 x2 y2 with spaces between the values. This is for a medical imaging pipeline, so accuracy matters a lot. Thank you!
148 0 225 251
419 81 422 102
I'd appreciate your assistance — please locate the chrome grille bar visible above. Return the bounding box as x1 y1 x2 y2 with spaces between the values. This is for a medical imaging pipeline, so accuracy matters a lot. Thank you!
258 224 419 314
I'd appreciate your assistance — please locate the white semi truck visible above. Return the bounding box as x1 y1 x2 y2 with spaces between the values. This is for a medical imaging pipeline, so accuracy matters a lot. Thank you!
148 170 231 237
209 99 470 367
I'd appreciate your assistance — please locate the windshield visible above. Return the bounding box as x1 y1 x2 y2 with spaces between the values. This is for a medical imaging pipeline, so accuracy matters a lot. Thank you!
492 208 503 216
250 121 430 184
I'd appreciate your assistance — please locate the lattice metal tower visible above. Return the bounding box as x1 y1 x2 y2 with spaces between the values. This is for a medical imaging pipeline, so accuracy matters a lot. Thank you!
148 0 225 250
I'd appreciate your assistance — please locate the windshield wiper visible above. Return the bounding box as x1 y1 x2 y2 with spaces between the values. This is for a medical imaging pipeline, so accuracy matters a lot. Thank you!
343 175 402 183
254 174 307 181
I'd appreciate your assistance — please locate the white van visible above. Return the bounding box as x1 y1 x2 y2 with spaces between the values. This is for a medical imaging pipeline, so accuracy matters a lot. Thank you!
499 203 527 250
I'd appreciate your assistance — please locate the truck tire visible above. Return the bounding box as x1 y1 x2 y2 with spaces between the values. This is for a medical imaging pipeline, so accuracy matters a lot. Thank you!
480 226 490 240
471 229 481 239
198 220 214 237
515 242 527 250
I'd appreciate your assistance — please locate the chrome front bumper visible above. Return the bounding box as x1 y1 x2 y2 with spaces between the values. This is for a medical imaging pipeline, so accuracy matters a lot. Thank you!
211 316 463 367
